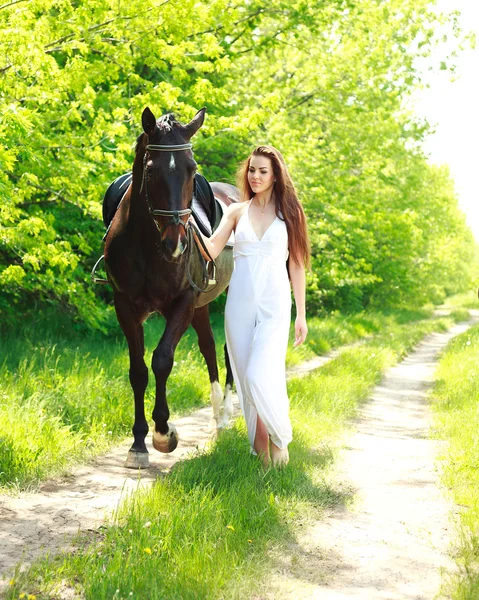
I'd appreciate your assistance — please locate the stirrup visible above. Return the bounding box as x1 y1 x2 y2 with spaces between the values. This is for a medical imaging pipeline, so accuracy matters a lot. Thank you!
207 261 216 286
91 255 109 284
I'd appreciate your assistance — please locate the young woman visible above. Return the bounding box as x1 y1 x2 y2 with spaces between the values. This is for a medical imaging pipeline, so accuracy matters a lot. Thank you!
193 145 310 467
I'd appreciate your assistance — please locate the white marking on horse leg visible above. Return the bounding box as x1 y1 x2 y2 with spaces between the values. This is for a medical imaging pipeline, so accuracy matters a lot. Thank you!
209 380 223 431
169 152 175 172
152 424 179 453
221 383 234 427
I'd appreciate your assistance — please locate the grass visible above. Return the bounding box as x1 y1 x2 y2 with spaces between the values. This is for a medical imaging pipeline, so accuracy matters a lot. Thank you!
431 322 479 599
0 313 213 490
442 290 479 310
5 312 465 600
284 306 435 366
0 306 441 491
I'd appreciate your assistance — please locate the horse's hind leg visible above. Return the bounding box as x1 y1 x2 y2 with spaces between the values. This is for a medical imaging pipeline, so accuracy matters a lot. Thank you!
223 342 234 425
191 305 225 429
221 286 234 426
114 293 150 469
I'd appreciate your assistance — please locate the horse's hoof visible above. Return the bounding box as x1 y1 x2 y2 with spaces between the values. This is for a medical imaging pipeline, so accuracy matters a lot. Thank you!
223 384 234 423
216 415 229 430
125 451 150 469
152 424 179 453
209 425 219 443
208 417 219 433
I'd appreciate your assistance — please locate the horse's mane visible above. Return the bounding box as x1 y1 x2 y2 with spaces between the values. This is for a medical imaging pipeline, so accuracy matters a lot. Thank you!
157 113 179 132
135 112 180 152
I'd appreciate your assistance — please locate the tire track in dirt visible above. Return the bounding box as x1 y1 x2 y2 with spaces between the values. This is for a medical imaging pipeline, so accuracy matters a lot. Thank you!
264 315 479 600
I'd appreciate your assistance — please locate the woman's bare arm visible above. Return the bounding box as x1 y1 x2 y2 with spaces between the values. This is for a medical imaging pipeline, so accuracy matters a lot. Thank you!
289 259 308 346
191 203 243 261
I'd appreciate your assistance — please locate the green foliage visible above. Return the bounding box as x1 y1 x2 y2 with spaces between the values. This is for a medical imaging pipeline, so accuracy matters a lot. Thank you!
444 290 479 310
0 0 477 327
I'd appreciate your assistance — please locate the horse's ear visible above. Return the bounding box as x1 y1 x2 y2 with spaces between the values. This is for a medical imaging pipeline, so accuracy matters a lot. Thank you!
182 108 206 140
142 107 157 135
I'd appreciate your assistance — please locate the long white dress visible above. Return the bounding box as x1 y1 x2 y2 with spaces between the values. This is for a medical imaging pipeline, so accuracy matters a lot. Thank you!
225 200 293 451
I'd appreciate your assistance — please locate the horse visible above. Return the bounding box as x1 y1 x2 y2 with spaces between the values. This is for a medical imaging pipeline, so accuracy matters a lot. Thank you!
103 106 237 469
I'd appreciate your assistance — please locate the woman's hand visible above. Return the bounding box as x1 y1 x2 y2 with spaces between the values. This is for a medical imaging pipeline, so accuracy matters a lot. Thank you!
294 316 308 347
190 203 239 262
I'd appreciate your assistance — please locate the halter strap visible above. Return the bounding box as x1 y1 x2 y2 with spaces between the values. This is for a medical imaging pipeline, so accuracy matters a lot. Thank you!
146 143 193 152
149 207 192 220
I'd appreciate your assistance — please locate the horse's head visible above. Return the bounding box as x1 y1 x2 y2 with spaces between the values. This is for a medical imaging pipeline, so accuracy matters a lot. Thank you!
139 106 205 261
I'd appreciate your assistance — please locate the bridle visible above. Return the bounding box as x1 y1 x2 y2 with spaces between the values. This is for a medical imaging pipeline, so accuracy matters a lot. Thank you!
141 141 217 294
142 142 194 237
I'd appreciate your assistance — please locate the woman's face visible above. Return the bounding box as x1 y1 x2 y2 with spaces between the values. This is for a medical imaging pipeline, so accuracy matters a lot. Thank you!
248 155 275 195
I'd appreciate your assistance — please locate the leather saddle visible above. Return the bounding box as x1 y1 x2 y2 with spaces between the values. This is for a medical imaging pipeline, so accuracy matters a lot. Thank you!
102 172 221 238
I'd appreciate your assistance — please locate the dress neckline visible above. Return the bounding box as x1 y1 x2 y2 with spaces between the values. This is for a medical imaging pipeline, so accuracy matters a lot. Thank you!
247 199 278 242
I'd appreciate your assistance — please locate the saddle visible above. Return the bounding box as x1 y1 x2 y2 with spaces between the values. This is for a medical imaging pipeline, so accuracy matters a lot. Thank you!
102 172 223 238
94 172 233 286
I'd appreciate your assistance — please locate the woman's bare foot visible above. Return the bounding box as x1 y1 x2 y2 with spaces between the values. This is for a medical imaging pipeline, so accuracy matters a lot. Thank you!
254 415 270 468
257 450 270 469
270 441 289 467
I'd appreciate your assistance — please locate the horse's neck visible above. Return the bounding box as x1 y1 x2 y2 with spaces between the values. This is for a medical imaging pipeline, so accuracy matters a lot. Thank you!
126 167 151 225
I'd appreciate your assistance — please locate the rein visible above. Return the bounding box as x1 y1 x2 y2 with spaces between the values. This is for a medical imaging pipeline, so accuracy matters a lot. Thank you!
185 221 218 294
141 142 218 294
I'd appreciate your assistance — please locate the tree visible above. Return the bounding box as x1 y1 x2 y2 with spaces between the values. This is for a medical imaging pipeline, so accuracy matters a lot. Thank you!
0 0 476 328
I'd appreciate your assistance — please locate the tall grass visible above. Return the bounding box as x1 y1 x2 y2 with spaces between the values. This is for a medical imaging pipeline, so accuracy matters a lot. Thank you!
0 305 445 490
6 313 461 600
431 323 479 599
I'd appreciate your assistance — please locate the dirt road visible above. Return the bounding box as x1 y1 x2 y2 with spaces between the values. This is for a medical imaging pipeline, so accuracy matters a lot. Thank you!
266 319 478 599
1 316 475 599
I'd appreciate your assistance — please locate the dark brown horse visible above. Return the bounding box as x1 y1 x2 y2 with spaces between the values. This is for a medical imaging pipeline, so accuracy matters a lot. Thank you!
104 107 237 468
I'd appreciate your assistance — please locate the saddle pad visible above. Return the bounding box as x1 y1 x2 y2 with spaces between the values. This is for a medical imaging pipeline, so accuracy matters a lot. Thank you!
215 197 235 247
191 197 234 247
191 197 212 236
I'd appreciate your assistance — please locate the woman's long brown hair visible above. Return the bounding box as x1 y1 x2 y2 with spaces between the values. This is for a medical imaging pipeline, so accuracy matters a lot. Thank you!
237 145 310 268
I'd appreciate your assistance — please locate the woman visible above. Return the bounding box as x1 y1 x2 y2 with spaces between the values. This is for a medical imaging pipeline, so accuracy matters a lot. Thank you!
193 145 310 467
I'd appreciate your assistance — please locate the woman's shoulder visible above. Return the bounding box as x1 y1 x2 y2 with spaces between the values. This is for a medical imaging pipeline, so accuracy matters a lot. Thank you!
225 200 249 221
227 199 249 212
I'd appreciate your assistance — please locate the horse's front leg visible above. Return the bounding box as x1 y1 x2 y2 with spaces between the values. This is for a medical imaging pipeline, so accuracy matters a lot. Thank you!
191 305 225 430
151 294 196 453
114 293 150 469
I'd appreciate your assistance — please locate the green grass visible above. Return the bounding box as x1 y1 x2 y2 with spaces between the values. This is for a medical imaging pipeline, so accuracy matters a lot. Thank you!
447 308 472 323
431 322 479 599
0 314 213 490
5 313 462 600
443 290 479 310
0 305 455 491
285 306 435 366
